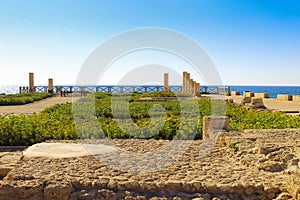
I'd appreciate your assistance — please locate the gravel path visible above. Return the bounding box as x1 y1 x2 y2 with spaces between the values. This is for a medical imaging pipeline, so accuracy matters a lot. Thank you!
0 97 78 115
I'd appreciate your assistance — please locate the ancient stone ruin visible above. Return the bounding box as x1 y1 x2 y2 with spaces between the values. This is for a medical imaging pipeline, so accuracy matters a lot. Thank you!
241 97 267 110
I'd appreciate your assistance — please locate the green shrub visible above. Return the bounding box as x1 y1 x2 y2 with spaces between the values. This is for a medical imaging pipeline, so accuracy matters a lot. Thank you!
1 92 300 146
0 92 52 105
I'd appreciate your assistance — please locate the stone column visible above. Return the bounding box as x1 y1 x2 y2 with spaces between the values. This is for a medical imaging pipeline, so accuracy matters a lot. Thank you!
195 82 201 97
48 78 53 94
192 80 196 95
189 79 193 95
182 71 187 93
164 73 169 92
29 72 35 93
186 73 190 94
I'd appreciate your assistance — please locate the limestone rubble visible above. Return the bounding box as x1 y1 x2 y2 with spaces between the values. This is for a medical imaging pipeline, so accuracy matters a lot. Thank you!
0 129 299 200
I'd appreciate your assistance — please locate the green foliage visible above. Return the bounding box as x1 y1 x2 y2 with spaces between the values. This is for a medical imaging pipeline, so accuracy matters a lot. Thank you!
0 103 78 146
229 141 241 152
0 92 300 146
74 92 202 140
226 103 300 129
0 93 52 105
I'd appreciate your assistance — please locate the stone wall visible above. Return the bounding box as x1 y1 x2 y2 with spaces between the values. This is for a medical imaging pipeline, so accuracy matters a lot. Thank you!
244 91 254 97
254 93 270 98
230 91 240 96
293 95 300 102
277 94 293 101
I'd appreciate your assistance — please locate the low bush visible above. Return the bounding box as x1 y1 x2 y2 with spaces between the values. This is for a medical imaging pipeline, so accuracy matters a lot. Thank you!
0 93 52 105
0 92 300 146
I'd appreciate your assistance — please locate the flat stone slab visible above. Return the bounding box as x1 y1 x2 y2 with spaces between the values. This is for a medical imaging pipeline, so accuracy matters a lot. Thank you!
23 142 117 158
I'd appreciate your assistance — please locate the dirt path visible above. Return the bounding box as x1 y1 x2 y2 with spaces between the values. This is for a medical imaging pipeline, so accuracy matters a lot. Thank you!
0 97 78 115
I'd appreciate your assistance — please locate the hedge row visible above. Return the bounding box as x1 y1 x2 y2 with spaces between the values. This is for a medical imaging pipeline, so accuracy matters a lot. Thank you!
0 92 52 105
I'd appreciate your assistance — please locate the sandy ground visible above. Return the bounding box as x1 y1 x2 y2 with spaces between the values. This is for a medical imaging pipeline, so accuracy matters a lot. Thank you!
0 97 78 115
229 96 300 112
203 94 300 114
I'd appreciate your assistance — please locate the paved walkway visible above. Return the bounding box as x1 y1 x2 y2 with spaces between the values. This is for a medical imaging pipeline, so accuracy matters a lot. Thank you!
0 97 78 115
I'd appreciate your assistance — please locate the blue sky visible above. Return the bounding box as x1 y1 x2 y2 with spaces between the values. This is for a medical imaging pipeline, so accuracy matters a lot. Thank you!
0 0 299 86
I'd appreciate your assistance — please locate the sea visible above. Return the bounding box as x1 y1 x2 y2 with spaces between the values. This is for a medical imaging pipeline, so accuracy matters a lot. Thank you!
1 85 300 98
230 86 300 98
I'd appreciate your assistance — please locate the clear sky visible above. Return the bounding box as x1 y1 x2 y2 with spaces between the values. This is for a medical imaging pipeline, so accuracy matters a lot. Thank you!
0 0 299 86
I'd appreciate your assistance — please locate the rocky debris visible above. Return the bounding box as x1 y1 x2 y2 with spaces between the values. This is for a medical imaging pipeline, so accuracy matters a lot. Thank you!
241 96 252 105
0 152 22 179
241 97 267 109
275 192 293 200
248 97 267 109
0 129 299 199
286 175 300 200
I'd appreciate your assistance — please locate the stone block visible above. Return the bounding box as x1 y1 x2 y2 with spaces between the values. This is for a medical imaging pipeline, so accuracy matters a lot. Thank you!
244 91 254 97
231 91 240 96
203 116 229 139
241 97 252 105
277 94 293 101
293 95 300 102
251 97 263 104
254 93 269 98
249 98 266 109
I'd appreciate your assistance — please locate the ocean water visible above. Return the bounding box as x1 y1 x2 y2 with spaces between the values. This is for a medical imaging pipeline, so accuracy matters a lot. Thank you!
1 85 300 98
230 86 300 98
0 85 19 94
